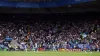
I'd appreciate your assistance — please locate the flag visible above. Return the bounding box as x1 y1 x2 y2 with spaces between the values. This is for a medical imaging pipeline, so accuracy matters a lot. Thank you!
80 33 87 39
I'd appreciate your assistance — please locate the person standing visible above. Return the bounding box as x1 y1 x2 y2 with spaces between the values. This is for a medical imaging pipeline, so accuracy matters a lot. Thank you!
52 43 56 51
34 42 38 52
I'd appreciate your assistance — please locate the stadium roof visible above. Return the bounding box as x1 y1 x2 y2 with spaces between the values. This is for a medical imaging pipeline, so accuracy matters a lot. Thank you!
0 0 99 13
0 0 93 8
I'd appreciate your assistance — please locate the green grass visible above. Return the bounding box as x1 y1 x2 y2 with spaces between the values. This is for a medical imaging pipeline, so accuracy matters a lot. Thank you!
0 51 100 56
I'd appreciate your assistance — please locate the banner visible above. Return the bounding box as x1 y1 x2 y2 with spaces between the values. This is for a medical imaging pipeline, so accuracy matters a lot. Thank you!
38 48 45 51
59 49 81 52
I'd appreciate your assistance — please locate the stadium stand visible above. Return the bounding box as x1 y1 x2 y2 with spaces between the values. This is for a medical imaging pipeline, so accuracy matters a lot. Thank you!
0 17 100 51
0 0 99 53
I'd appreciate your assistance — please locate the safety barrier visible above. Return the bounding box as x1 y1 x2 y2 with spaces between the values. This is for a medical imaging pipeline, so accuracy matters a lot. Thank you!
38 48 81 52
59 49 81 52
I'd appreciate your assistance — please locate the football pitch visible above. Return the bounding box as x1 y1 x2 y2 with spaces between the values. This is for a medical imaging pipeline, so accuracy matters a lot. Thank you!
0 51 100 56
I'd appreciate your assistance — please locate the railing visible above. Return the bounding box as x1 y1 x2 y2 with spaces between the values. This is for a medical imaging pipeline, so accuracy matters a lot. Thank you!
0 0 94 8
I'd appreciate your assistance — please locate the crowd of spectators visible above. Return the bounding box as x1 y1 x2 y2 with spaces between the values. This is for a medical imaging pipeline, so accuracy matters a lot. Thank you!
0 20 100 51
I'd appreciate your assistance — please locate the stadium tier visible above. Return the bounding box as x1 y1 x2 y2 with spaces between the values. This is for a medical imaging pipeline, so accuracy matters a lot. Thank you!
0 0 94 8
0 20 100 52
